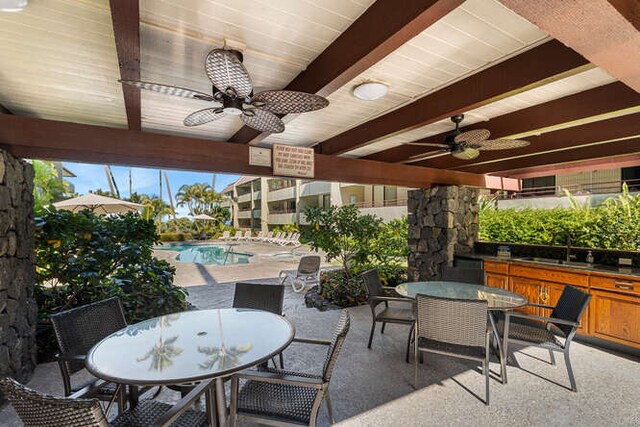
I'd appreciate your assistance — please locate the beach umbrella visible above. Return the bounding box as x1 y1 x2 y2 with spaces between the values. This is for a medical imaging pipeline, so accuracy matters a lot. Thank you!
192 213 215 220
52 194 143 215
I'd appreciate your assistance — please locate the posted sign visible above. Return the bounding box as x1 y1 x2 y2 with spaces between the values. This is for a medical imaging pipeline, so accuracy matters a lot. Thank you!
272 144 314 178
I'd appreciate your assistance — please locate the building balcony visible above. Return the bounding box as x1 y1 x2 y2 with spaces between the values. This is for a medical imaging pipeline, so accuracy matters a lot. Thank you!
300 181 331 197
268 186 296 202
268 211 296 224
237 193 252 203
237 209 252 219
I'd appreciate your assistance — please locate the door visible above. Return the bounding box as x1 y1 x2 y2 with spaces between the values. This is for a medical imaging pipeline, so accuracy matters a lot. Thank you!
485 273 507 290
509 277 544 316
589 290 640 348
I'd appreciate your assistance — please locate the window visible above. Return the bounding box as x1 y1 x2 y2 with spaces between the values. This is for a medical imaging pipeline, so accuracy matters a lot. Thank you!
622 166 640 191
521 175 556 197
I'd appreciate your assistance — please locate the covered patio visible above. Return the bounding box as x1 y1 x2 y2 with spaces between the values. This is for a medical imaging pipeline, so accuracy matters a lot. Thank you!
1 0 640 425
1 280 638 425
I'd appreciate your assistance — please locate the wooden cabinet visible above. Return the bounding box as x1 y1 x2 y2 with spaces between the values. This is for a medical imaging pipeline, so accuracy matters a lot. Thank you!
486 273 507 289
590 290 640 348
481 259 640 347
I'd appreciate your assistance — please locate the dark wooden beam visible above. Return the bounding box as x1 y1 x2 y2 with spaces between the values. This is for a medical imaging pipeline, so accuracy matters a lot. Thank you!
229 0 464 144
501 154 640 179
499 0 640 93
317 40 589 156
466 137 640 175
365 82 640 164
0 114 520 190
448 113 640 174
0 104 12 115
110 0 141 131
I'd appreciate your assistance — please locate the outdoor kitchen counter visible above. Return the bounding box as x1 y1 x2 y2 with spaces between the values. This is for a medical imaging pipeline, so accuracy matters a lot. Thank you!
454 254 640 351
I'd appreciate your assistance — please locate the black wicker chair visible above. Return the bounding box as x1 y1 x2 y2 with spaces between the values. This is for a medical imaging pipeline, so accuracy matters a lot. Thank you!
362 269 415 362
0 376 211 427
440 265 485 285
414 294 491 405
229 310 350 427
498 285 591 391
233 282 286 368
50 297 130 409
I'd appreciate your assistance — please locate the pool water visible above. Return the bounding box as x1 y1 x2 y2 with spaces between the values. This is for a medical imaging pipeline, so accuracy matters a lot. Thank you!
157 243 252 265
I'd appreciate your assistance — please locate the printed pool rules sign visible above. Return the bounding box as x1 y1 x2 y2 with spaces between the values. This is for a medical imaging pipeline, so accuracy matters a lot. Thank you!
272 144 315 178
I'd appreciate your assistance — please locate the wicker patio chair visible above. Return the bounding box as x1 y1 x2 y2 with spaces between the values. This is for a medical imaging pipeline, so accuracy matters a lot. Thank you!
49 297 130 409
440 265 485 285
0 376 212 427
279 255 321 293
414 294 491 405
362 269 415 362
498 285 591 391
229 310 350 427
233 282 286 368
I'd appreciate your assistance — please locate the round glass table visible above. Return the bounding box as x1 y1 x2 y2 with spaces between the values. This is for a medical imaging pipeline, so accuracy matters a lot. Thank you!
395 281 528 310
86 308 295 425
396 281 527 384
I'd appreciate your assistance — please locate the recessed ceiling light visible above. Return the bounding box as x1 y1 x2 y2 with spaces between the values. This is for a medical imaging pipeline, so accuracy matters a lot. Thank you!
352 81 389 101
0 0 27 12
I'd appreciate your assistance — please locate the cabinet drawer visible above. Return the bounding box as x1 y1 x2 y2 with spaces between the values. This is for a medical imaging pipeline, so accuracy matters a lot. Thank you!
510 263 588 287
589 290 640 348
590 275 640 296
483 260 508 275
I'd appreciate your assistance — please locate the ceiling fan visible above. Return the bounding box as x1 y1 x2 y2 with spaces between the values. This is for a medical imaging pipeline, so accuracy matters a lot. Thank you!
121 48 329 134
401 114 530 163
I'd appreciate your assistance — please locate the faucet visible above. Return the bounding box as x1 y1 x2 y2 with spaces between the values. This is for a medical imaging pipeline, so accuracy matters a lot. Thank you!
549 230 573 263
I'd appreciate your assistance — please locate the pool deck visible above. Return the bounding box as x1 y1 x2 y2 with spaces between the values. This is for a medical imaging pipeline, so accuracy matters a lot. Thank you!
153 239 330 287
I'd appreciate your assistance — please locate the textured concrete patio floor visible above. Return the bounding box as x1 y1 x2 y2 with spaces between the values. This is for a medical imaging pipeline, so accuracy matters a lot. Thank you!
2 277 639 426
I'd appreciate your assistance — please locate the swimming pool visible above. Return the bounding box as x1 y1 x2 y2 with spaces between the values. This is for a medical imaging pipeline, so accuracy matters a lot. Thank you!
157 243 252 265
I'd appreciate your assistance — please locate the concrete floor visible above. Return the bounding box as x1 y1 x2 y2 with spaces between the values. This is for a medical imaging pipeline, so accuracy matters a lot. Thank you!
2 273 639 426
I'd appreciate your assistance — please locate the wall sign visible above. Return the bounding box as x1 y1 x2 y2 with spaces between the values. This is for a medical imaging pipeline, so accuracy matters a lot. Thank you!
272 144 314 178
249 146 272 167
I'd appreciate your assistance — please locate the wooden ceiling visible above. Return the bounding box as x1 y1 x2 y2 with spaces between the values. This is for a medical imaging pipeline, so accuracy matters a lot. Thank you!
1 0 639 187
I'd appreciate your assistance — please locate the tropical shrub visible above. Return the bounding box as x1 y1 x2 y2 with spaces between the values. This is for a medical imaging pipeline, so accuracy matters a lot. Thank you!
159 232 194 242
272 223 299 234
32 160 72 212
318 270 368 307
35 210 187 324
479 186 640 251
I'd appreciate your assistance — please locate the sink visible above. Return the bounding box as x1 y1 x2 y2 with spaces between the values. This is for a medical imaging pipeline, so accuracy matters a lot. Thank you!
515 257 593 269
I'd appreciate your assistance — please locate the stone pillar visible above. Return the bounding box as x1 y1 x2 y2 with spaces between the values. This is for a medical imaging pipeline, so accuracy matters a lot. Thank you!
0 149 37 384
407 185 479 281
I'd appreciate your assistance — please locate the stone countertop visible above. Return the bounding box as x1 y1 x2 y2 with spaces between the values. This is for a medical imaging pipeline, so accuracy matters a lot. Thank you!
457 253 640 278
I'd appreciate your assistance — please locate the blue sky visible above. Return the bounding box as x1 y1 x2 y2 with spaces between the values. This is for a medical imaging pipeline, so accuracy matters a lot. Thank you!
64 162 240 217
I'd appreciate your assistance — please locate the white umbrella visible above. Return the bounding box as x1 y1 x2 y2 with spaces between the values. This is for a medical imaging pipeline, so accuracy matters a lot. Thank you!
52 194 143 215
192 213 215 220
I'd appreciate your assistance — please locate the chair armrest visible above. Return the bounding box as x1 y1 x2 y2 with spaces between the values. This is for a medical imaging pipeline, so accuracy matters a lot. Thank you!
69 379 109 399
235 369 324 389
153 380 214 427
55 353 86 362
292 337 331 346
507 311 580 327
370 296 413 304
527 303 555 310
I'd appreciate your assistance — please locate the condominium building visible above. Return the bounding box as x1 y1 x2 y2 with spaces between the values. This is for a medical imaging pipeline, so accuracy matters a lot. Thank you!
220 176 409 231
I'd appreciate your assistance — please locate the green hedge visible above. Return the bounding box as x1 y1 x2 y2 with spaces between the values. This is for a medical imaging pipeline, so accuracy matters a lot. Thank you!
479 189 640 251
159 232 194 242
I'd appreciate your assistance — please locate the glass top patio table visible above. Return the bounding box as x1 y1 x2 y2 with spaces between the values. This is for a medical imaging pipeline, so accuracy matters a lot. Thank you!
395 281 528 310
86 308 295 386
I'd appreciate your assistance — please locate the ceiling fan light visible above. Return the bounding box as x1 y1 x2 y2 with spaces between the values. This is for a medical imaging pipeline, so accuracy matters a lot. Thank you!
352 81 388 101
451 148 480 160
0 0 27 11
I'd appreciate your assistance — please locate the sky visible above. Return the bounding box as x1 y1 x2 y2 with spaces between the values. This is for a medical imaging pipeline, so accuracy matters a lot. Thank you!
64 162 240 217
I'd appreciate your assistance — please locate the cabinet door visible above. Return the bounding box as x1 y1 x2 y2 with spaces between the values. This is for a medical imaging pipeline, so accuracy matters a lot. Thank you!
509 277 544 316
486 273 507 289
589 290 640 349
546 283 589 335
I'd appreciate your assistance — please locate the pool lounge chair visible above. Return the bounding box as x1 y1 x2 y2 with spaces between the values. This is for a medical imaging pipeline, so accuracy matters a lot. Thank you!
260 231 274 241
268 232 282 243
230 231 243 241
274 232 292 245
280 255 321 293
282 232 301 246
241 230 251 240
220 230 230 241
278 232 297 246
252 231 265 241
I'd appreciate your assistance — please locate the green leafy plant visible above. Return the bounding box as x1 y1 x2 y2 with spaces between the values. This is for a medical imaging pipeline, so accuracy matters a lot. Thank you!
32 160 72 212
35 209 187 324
304 205 382 279
159 232 194 242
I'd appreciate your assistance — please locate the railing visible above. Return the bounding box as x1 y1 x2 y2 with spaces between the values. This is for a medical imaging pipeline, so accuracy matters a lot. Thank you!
495 178 640 200
269 208 297 214
353 199 408 208
269 181 296 191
